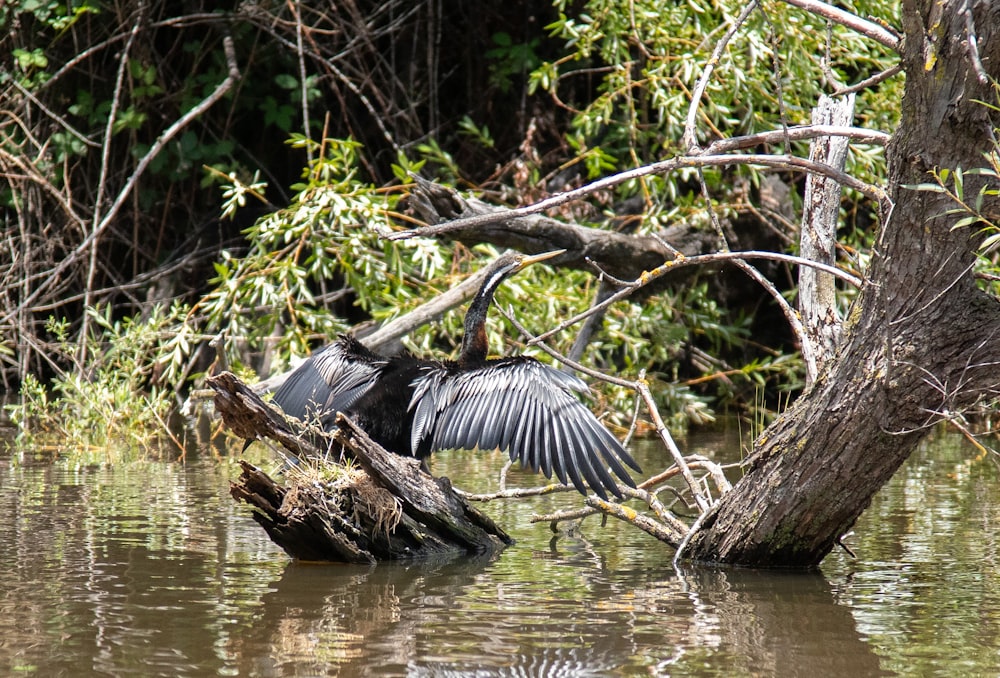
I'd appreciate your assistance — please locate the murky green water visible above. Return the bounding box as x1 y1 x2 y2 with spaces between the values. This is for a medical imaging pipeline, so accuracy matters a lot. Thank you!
1 427 997 676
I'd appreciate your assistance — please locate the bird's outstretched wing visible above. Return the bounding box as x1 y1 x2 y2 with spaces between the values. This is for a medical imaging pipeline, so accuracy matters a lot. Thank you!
409 357 641 499
271 335 386 426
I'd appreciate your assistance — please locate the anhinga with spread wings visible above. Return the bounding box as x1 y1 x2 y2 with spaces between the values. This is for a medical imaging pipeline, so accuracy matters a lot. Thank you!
270 249 641 499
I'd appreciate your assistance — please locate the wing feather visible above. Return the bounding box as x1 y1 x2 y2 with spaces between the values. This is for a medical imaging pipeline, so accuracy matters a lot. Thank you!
561 408 607 498
554 412 589 496
542 409 568 486
409 357 639 495
271 335 385 426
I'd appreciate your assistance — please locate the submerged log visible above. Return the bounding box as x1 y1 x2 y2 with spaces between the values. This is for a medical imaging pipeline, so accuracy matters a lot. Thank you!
209 371 513 563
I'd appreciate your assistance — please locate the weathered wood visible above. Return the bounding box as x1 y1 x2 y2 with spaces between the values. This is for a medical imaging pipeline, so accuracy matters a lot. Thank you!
209 371 326 458
799 93 854 380
210 371 513 562
229 460 380 563
335 415 514 552
404 176 720 286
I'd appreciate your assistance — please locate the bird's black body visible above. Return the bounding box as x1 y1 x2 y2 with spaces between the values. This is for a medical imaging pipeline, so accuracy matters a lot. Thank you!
270 250 641 498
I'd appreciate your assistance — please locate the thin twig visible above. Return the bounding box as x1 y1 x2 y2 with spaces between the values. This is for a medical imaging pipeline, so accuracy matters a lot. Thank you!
456 482 575 501
959 0 989 84
833 64 902 96
8 80 101 149
287 0 313 160
673 506 715 565
527 249 861 348
10 35 241 324
80 11 143 365
636 373 712 513
682 0 761 150
736 257 820 382
584 496 685 546
499 306 634 388
762 7 792 154
780 0 900 50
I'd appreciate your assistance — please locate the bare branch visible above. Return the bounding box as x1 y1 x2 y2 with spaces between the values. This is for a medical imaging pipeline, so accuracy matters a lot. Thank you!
636 374 713 513
7 80 101 149
781 0 901 50
527 250 862 347
738 257 821 382
584 496 684 546
834 64 903 96
960 0 990 84
683 0 761 150
9 35 241 325
799 95 855 381
389 140 888 242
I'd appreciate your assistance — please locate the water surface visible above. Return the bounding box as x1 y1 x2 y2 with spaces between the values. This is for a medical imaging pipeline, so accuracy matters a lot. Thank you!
1 428 997 676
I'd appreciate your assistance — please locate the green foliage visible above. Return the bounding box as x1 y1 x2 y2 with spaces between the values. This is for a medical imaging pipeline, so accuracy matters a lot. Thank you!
458 116 495 150
169 123 811 433
1 0 909 449
531 0 899 203
172 132 750 431
905 113 1000 291
486 32 542 93
411 139 463 182
7 305 186 459
173 137 451 377
1 0 98 32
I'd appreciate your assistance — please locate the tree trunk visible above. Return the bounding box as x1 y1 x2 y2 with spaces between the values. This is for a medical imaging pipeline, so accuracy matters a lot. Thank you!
684 0 1000 566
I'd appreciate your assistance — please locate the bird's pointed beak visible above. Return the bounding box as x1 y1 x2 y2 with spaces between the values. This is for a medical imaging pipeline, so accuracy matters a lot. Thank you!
519 249 566 270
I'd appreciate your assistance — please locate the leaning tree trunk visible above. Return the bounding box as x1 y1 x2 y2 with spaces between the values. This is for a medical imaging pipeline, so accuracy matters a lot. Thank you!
685 0 1000 566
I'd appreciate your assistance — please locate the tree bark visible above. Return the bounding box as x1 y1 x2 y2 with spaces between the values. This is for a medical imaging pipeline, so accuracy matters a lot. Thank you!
684 0 1000 566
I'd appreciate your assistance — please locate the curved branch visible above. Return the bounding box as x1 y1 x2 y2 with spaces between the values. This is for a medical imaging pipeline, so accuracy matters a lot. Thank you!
390 141 888 242
11 35 241 322
683 0 761 150
781 0 901 50
527 250 862 347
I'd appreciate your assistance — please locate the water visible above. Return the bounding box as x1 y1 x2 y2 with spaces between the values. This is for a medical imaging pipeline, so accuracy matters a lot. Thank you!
1 427 997 676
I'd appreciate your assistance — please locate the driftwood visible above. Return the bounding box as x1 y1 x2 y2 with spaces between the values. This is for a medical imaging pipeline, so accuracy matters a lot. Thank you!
209 371 513 563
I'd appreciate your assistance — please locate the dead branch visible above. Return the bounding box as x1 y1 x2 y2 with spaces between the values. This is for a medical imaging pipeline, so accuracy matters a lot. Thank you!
209 371 513 562
12 35 241 323
781 0 901 49
799 94 854 381
390 130 890 247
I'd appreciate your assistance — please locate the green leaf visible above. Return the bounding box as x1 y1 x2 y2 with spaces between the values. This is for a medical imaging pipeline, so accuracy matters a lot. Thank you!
492 31 512 47
901 183 946 193
274 73 298 90
950 215 981 230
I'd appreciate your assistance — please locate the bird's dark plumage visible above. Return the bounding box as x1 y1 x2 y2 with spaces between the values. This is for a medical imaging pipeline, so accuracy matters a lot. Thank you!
270 250 641 498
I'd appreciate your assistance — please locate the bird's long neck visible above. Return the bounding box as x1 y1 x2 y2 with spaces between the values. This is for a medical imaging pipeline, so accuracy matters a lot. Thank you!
459 265 510 364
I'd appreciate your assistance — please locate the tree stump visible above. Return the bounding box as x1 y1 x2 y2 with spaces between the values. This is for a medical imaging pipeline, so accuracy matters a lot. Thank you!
209 371 513 563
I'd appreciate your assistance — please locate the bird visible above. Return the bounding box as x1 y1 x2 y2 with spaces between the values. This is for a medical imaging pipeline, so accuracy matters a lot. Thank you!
269 249 641 499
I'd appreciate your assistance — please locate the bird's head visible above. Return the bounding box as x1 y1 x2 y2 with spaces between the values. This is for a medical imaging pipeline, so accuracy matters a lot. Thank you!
488 248 566 283
461 249 567 363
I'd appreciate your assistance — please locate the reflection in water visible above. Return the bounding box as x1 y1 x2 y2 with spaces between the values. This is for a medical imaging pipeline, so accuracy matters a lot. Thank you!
223 545 888 676
0 430 997 675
